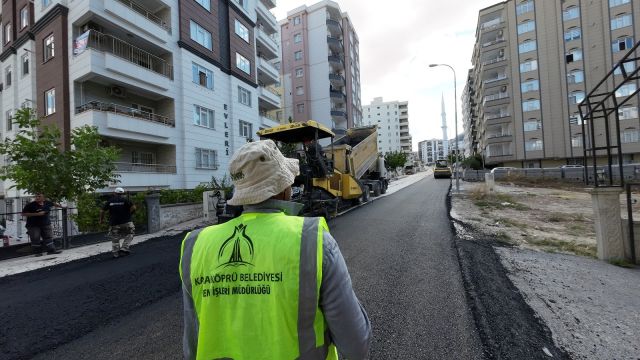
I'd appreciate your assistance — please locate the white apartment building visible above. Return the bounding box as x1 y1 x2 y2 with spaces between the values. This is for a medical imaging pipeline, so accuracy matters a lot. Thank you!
419 139 446 165
363 97 411 155
0 0 281 203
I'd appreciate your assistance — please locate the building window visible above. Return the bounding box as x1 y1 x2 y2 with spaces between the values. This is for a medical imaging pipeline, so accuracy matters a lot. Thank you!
569 91 585 104
42 0 52 8
131 151 154 165
235 0 247 10
21 54 29 75
518 40 537 54
296 86 304 95
619 105 638 120
569 113 583 125
295 68 303 77
239 120 253 138
195 148 218 169
20 7 28 29
192 63 214 89
195 0 211 11
294 33 302 43
520 59 538 72
293 16 301 25
517 20 535 35
616 83 637 97
521 79 539 93
563 6 580 21
524 119 542 131
296 103 304 113
622 128 639 143
614 61 635 75
611 14 632 30
565 48 582 63
44 34 54 61
572 134 583 147
190 21 212 50
516 0 534 15
193 105 214 128
4 67 11 87
235 20 249 43
522 99 540 111
525 138 543 151
567 70 584 84
4 23 11 44
610 0 631 7
238 86 251 106
294 51 302 60
612 36 633 52
6 110 13 131
564 27 581 42
236 53 251 74
45 88 56 116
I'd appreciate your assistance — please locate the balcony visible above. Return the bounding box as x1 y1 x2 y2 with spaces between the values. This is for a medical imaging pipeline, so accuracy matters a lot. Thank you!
482 37 505 48
116 162 176 173
483 74 508 86
327 36 343 53
330 90 347 102
329 73 345 87
257 57 279 85
260 0 276 10
74 102 175 143
480 18 505 31
326 18 342 36
331 109 347 121
481 56 507 67
256 2 278 33
101 0 172 44
113 0 170 33
483 92 509 105
328 55 345 71
256 28 279 60
258 87 280 110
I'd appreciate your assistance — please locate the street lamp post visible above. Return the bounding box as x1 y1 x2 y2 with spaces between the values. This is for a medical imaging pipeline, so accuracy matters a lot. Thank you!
429 63 460 192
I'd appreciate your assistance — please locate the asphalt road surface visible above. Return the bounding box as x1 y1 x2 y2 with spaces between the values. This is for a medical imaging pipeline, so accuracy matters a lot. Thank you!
0 176 564 359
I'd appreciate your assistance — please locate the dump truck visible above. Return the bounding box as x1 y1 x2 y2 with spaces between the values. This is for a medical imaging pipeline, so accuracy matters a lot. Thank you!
256 120 388 218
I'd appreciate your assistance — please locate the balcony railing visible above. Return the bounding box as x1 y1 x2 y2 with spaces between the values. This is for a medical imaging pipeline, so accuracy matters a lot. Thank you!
115 0 171 32
115 162 177 173
75 101 175 127
482 38 505 48
482 56 507 66
487 132 512 139
483 74 507 85
480 18 504 30
329 73 345 83
485 112 510 120
483 92 509 103
84 30 173 79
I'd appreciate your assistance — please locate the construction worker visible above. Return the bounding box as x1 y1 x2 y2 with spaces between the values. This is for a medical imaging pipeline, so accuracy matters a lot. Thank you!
99 187 136 258
179 140 371 360
21 193 63 256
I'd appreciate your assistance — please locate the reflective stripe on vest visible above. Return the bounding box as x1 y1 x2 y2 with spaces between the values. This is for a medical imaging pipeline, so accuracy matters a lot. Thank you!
179 213 338 360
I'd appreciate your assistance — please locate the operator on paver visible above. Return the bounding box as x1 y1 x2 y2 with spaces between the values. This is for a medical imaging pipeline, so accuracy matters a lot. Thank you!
179 139 371 360
100 187 136 258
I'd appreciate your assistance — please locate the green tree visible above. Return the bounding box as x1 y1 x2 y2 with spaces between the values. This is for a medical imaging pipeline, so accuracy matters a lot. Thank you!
384 151 408 171
0 108 120 202
462 154 483 170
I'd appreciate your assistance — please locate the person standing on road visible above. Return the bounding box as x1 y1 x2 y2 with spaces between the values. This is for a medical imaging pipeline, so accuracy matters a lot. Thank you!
179 140 371 360
100 187 136 258
21 193 62 256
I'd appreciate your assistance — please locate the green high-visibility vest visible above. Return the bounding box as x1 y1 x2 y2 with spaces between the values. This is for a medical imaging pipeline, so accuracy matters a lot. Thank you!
180 211 339 360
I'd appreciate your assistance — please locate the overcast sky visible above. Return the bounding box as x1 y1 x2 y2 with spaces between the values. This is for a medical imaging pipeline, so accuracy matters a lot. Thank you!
271 0 499 150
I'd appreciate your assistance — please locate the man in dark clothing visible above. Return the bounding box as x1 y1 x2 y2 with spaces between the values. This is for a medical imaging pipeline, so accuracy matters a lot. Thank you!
21 193 62 256
99 187 136 258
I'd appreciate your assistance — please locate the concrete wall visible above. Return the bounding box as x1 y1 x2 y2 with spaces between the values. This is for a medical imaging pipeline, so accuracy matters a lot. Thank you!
159 202 203 229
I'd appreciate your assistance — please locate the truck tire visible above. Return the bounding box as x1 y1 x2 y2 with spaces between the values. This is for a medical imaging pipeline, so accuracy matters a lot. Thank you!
381 181 387 194
373 183 381 197
362 187 370 202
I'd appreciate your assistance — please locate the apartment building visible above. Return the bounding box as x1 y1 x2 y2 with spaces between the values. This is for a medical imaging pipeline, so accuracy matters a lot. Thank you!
279 0 362 131
362 97 411 155
0 0 281 203
467 0 640 168
418 139 446 165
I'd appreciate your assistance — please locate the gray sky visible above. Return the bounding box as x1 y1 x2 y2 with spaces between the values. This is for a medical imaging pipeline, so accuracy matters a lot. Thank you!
272 0 499 150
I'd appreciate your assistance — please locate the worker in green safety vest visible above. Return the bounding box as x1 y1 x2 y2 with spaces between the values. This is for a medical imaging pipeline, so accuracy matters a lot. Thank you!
180 139 371 360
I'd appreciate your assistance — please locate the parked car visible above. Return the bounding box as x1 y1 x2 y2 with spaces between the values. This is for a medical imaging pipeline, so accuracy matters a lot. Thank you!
490 167 517 174
560 164 584 169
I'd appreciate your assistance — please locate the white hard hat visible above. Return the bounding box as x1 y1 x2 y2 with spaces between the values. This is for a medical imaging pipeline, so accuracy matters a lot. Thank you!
114 187 125 194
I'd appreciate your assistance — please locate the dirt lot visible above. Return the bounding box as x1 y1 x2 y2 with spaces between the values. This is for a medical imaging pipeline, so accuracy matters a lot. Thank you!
451 179 640 260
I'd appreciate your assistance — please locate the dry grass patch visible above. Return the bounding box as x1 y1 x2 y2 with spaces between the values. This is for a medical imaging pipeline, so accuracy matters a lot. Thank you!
469 188 531 211
527 237 597 258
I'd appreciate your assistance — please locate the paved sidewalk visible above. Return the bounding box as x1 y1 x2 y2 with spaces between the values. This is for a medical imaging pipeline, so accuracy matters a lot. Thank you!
0 170 432 278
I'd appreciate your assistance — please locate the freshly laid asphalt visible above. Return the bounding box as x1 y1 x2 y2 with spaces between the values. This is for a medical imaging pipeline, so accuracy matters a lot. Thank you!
0 174 566 359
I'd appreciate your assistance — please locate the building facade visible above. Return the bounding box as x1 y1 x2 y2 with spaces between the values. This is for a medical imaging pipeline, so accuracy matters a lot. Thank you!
0 0 281 203
362 97 412 155
279 0 362 131
418 139 445 165
467 0 640 168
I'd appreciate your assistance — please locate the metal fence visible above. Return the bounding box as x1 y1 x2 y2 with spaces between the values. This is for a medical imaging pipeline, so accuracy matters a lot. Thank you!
462 165 640 183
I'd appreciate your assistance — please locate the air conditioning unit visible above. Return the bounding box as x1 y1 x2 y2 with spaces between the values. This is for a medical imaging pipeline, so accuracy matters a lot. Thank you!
109 85 126 98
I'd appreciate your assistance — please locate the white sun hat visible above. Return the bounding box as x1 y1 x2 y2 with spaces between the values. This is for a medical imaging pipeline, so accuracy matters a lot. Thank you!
227 140 299 206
